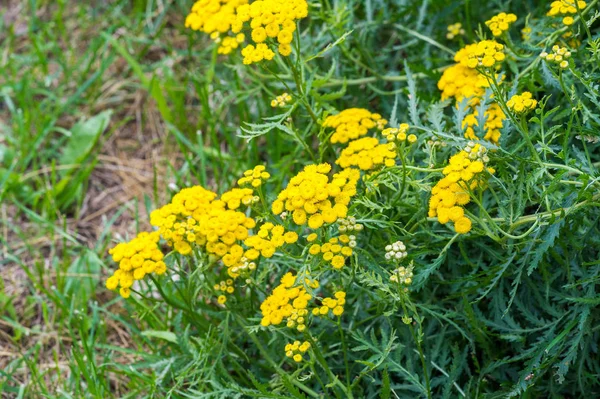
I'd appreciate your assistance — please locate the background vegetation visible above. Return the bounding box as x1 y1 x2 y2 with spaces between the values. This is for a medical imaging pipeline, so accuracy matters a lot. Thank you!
1 0 599 398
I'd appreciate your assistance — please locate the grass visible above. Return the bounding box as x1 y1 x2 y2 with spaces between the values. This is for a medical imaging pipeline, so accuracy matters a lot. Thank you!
1 0 295 395
0 1 195 396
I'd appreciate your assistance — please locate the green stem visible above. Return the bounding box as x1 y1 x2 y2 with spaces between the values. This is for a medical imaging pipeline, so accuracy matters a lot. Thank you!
399 296 432 399
574 1 593 43
285 57 320 125
337 317 351 390
306 333 351 398
235 315 320 398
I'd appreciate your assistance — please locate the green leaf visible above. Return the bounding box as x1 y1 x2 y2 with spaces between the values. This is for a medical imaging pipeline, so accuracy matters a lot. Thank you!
60 110 112 166
141 330 178 344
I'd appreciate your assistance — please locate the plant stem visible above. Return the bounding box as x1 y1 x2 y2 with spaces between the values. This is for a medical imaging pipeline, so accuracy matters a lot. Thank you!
337 317 351 390
234 315 320 398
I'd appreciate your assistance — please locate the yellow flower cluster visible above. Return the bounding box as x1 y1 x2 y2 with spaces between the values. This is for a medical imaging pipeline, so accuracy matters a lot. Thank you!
271 164 359 229
149 183 257 274
238 165 270 187
271 92 292 108
548 1 587 25
260 272 318 332
215 279 235 303
507 92 538 114
149 186 218 255
185 0 308 64
446 23 465 39
428 143 493 234
540 45 571 69
485 12 517 37
216 34 246 54
335 137 396 171
221 187 258 209
438 41 508 144
185 0 248 54
201 206 256 264
244 223 298 260
308 236 354 269
462 103 506 144
106 232 166 298
323 108 387 144
437 64 491 105
455 40 506 69
237 0 309 64
241 43 275 64
285 340 311 363
312 291 345 317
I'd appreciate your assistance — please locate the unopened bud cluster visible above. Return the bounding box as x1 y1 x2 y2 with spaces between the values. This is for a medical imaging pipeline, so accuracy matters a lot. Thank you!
540 45 571 69
390 263 414 286
271 92 293 108
229 257 257 276
215 279 235 304
338 216 363 233
427 136 448 148
464 141 490 163
382 123 417 144
385 241 408 261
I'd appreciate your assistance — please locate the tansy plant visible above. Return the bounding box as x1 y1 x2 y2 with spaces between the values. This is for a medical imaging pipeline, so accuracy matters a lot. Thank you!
100 1 600 398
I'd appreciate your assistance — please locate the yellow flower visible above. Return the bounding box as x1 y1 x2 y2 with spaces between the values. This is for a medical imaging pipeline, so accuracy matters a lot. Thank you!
335 137 396 171
507 92 538 114
454 217 473 234
260 272 318 330
331 255 345 269
106 231 165 298
547 0 587 17
429 144 491 234
462 103 506 144
446 23 465 39
186 0 308 64
273 164 359 229
278 43 292 56
314 291 346 317
485 12 517 37
323 108 387 144
455 40 505 69
437 63 494 106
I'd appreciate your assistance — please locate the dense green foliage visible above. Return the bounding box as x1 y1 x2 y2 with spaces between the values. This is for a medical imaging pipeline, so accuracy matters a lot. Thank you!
1 0 600 398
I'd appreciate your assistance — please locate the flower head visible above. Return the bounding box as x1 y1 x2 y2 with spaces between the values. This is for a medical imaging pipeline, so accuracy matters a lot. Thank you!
485 12 517 37
260 272 318 331
106 231 166 298
446 23 465 40
507 92 538 114
336 137 396 171
323 108 387 144
272 164 359 228
455 40 506 69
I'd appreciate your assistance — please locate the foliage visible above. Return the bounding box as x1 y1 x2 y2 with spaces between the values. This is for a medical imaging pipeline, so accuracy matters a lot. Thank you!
1 0 600 398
